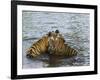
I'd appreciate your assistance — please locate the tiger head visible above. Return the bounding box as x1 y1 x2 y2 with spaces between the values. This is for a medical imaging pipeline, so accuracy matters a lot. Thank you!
47 30 78 57
47 30 65 54
47 30 64 40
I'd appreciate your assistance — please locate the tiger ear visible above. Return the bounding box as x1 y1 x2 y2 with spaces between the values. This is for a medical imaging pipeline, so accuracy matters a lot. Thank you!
55 30 59 33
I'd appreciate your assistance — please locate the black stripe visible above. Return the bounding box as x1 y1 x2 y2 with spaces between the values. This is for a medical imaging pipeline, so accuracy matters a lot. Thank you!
67 46 70 56
70 48 73 56
65 45 68 56
34 43 41 54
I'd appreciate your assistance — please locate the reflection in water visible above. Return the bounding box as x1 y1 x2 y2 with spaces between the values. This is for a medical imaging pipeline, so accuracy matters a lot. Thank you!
44 54 77 67
48 54 62 67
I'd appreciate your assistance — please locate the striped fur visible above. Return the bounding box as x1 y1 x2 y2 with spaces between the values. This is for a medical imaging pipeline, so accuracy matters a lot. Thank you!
26 30 78 58
26 35 49 58
48 32 78 57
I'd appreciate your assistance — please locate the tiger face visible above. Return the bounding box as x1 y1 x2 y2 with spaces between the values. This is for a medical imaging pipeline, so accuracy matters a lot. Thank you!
48 31 78 57
48 30 65 54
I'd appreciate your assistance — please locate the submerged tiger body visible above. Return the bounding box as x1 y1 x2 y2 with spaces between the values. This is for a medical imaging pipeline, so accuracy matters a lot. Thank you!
26 35 49 58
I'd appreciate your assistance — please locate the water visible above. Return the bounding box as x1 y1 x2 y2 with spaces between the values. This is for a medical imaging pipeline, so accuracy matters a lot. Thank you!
22 11 90 68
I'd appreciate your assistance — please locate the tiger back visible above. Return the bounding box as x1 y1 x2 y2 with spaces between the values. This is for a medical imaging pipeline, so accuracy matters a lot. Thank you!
26 35 49 58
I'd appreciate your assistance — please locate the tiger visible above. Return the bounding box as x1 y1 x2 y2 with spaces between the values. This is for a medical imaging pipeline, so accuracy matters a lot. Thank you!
26 35 50 58
26 31 59 58
26 30 62 58
48 30 78 57
26 30 78 58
